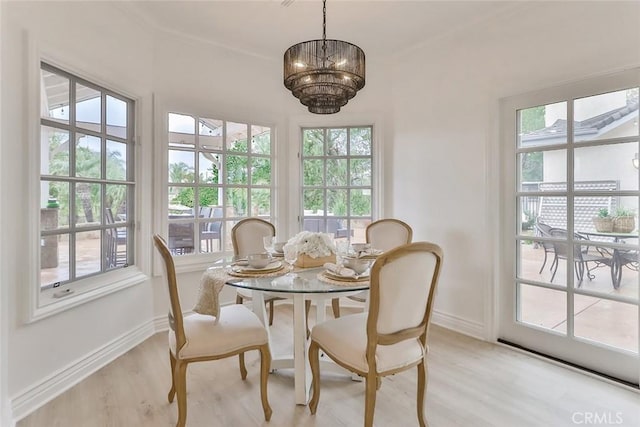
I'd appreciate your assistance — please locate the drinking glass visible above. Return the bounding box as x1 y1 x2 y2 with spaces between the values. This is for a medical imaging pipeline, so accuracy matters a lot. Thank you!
263 236 274 254
284 247 298 276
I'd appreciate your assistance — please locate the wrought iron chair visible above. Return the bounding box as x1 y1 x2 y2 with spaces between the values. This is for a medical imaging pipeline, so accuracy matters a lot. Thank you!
549 228 613 286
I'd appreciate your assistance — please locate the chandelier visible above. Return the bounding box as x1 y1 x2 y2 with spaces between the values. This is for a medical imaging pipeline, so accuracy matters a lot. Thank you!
283 0 365 114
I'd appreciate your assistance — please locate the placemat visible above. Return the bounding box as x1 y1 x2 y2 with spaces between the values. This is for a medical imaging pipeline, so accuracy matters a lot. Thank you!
227 264 293 278
317 271 370 287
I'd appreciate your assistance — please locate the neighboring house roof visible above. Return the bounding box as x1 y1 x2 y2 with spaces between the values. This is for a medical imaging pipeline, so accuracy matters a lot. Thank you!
521 99 639 145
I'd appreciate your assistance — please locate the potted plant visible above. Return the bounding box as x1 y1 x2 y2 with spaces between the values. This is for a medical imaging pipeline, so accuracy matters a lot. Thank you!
613 207 635 233
592 208 613 232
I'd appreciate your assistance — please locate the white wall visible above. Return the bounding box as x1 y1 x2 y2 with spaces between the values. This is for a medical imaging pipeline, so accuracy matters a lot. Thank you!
1 2 156 421
390 1 640 337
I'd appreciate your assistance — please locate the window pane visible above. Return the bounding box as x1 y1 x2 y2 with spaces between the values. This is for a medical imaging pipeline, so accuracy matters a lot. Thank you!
350 127 371 155
198 187 221 210
199 152 220 183
41 67 69 124
106 95 127 138
537 194 567 230
199 118 223 150
105 226 128 270
518 195 538 235
106 140 127 181
76 230 101 278
251 125 271 155
76 134 101 179
41 126 69 176
226 155 248 184
169 150 195 183
518 284 567 334
251 157 271 185
303 217 325 233
327 189 348 216
517 238 563 286
168 186 194 218
226 187 248 217
106 184 128 222
574 295 638 353
41 181 69 228
168 222 195 256
327 159 347 186
200 218 222 253
574 142 638 191
303 129 324 156
169 113 195 148
227 122 248 152
251 188 271 216
303 159 324 186
519 149 567 191
41 233 69 287
574 88 639 143
304 189 324 212
350 189 371 216
75 183 101 226
517 102 567 148
327 128 347 156
350 159 371 186
75 83 101 132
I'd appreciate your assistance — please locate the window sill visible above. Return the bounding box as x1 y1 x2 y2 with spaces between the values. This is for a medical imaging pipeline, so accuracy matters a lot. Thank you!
28 267 148 323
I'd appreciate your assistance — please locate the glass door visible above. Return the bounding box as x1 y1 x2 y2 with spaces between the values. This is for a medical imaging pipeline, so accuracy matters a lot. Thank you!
500 74 640 385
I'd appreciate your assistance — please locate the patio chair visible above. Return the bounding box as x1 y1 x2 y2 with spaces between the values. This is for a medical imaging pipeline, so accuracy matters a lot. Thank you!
309 242 443 427
200 206 222 252
549 228 613 286
105 208 127 267
153 235 272 426
534 221 555 274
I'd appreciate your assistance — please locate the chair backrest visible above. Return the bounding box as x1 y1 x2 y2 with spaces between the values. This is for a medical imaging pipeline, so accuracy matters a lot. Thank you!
153 234 186 351
231 218 275 258
549 228 586 260
366 219 413 252
535 221 554 250
366 242 443 361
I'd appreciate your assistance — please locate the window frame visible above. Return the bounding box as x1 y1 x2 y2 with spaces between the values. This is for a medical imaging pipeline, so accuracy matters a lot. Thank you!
159 108 276 274
27 53 145 322
299 125 375 240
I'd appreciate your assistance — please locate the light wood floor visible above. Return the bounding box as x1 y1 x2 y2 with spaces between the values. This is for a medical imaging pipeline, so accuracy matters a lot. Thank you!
17 304 640 427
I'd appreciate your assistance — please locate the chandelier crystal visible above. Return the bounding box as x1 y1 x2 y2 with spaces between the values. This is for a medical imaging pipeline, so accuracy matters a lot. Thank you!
283 0 365 114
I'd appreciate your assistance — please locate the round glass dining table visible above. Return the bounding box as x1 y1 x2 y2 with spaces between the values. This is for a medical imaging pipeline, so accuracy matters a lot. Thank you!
225 267 369 405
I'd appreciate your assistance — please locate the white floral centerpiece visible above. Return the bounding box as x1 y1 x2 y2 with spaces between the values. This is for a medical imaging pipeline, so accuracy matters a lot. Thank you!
283 231 337 268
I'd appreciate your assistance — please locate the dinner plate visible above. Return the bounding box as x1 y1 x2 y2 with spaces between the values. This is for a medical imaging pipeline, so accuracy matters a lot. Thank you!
234 260 283 274
323 270 369 282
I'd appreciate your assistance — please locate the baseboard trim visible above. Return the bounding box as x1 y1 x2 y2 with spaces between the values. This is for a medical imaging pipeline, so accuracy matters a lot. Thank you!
431 309 486 340
11 320 154 423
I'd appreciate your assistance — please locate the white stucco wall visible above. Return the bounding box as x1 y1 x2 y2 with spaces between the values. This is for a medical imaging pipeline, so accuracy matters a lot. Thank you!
390 1 640 336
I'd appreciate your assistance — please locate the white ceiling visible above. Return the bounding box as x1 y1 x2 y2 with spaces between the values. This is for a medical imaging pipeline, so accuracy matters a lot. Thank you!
123 0 516 62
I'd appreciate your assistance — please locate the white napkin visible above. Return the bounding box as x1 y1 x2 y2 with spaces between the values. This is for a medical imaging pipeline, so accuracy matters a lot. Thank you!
324 262 356 278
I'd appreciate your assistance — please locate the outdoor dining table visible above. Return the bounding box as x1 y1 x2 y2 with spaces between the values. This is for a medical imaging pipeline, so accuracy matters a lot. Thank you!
225 266 369 405
579 230 639 289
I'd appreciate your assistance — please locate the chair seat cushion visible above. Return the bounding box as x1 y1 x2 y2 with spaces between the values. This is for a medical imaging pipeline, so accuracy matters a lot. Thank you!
311 313 425 374
169 304 268 359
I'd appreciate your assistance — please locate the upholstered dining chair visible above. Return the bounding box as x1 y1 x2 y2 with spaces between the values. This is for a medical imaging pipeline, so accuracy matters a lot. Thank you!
309 242 443 427
153 234 272 427
232 218 282 325
331 218 413 318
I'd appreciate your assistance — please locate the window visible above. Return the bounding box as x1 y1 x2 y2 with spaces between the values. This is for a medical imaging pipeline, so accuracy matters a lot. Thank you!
39 62 136 292
167 113 273 255
300 126 373 242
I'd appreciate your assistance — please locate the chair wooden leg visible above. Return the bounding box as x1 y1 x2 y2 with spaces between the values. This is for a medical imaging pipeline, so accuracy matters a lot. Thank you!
239 352 247 380
236 294 243 305
259 344 273 421
417 360 429 427
364 373 378 427
168 350 176 403
331 298 340 318
174 360 188 427
309 340 321 414
268 300 274 326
